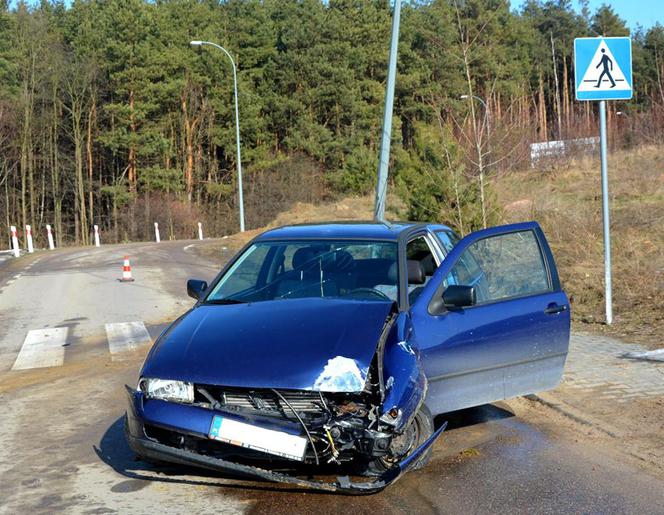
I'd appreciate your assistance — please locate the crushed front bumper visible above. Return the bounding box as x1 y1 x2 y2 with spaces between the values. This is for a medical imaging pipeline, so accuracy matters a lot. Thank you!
125 386 447 494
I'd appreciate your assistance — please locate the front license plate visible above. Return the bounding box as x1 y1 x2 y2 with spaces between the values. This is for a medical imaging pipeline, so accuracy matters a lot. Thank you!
209 415 308 461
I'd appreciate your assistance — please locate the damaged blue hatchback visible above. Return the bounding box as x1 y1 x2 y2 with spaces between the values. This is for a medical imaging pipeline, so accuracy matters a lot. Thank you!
125 221 570 493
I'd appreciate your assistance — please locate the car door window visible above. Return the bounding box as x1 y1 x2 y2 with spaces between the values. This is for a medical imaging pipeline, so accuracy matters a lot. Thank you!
444 230 550 304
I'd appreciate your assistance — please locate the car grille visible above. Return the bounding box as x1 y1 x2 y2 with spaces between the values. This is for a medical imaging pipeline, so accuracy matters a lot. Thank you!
196 386 326 416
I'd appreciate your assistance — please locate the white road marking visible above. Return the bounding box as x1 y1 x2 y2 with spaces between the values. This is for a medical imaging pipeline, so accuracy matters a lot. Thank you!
105 321 152 360
183 244 195 251
11 327 68 371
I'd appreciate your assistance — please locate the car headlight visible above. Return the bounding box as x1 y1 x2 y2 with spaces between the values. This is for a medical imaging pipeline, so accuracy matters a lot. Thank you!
139 378 194 403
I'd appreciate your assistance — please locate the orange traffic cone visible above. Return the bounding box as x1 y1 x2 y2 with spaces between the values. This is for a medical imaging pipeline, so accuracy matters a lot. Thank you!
119 256 135 282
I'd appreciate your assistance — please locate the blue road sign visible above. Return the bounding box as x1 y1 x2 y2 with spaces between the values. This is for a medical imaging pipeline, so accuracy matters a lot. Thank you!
574 37 632 101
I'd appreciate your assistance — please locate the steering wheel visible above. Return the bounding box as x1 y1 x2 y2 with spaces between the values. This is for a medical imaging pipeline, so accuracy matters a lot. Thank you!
344 287 392 301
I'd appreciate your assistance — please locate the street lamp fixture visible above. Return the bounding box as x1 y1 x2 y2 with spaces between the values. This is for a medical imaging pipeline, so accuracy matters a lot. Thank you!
190 40 245 232
460 94 490 134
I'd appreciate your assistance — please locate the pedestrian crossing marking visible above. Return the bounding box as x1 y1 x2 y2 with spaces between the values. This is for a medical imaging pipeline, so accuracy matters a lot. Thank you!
577 40 630 92
575 37 632 101
105 321 152 361
11 327 68 371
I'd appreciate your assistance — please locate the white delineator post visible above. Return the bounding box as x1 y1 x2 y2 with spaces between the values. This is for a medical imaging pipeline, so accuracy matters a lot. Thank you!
93 225 100 247
10 225 20 257
25 225 34 253
154 222 161 243
198 222 203 240
46 224 55 250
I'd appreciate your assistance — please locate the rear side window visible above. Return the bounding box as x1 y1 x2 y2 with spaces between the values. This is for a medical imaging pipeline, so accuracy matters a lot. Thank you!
435 230 460 254
444 230 550 304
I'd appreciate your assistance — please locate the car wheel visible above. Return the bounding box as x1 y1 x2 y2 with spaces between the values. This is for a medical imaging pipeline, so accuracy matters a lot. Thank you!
359 404 434 476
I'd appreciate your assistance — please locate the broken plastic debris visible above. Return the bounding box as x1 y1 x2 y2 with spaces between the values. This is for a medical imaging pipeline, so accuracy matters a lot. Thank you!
313 356 366 392
622 348 664 362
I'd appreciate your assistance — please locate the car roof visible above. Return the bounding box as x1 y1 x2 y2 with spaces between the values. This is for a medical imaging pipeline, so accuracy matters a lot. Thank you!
254 221 453 242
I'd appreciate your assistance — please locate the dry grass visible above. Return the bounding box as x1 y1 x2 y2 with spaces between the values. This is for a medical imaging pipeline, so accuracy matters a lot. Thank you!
495 145 664 347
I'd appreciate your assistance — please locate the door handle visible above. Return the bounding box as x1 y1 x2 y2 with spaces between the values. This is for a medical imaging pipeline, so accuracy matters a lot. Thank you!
544 304 568 315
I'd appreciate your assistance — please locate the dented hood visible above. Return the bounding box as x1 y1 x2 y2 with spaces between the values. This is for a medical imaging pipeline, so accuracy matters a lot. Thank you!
141 298 394 392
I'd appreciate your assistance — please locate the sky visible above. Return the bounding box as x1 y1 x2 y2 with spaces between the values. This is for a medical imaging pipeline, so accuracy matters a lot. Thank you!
531 0 663 31
7 1 664 32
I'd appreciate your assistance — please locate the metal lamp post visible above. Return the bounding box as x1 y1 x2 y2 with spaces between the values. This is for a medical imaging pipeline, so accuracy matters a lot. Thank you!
190 40 245 232
374 0 402 222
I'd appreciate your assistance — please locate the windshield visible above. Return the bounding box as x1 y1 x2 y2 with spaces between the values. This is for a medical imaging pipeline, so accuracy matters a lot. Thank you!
206 240 398 304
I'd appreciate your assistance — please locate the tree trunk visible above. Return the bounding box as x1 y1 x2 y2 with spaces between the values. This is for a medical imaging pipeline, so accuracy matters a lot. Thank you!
562 52 571 133
74 113 88 245
51 81 62 245
20 63 34 236
455 4 487 229
181 91 200 203
128 89 137 192
538 72 548 141
551 32 562 140
87 97 96 226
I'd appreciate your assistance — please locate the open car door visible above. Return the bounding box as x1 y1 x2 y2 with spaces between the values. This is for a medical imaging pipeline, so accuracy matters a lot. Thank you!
409 222 570 415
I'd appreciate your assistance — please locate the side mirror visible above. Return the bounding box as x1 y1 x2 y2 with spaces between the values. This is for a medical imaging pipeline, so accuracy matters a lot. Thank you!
442 285 476 308
187 279 208 301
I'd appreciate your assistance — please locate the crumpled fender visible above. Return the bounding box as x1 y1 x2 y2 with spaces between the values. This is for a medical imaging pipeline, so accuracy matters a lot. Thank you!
380 312 427 432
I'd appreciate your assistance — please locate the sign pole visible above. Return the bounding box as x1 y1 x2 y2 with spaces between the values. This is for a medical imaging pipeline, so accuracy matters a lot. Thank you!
575 36 630 326
598 100 612 325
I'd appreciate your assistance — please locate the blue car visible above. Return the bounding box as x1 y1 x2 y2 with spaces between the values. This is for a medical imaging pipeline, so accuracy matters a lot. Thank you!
125 221 570 493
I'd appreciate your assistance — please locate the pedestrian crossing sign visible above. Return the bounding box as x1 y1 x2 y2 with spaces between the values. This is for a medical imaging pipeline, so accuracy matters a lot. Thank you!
575 37 632 101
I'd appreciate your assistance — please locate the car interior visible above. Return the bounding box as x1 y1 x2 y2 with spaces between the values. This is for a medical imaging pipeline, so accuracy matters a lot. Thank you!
270 236 440 303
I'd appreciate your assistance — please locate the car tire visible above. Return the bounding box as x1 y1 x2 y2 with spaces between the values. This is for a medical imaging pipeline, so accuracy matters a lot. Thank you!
359 404 434 477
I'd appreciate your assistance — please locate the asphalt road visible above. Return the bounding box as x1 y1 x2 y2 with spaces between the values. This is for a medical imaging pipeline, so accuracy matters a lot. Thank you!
0 242 663 514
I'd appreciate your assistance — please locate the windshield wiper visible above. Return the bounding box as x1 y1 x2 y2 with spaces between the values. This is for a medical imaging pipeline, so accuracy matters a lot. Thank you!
203 298 246 305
